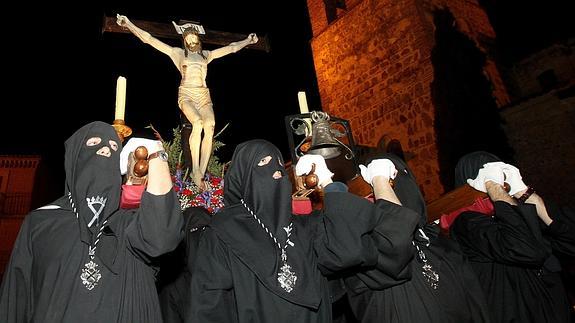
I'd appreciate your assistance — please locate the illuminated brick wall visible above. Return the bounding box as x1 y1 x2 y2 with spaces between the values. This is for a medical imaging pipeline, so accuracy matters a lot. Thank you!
306 0 509 200
0 156 40 280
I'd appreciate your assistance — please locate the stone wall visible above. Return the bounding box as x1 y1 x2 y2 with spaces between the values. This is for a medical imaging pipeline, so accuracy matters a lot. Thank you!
501 87 575 206
306 0 508 200
507 41 575 100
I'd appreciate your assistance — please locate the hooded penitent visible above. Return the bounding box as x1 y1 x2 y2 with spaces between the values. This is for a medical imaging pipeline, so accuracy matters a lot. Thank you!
345 153 492 322
0 121 184 322
366 153 438 285
64 121 122 237
217 139 321 305
450 152 572 323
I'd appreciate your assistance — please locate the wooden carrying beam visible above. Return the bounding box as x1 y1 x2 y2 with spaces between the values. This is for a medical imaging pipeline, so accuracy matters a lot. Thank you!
426 185 487 223
102 16 271 52
287 160 487 223
326 176 488 224
346 177 488 224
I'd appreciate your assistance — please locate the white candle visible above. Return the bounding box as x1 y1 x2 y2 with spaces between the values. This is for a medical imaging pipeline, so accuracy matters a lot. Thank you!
115 76 127 121
298 91 309 114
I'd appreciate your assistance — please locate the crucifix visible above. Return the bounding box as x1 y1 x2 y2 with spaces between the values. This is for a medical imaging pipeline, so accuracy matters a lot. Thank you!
102 16 270 52
106 14 268 190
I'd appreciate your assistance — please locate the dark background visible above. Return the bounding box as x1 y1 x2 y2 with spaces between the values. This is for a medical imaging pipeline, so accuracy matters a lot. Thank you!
0 1 572 206
1 1 320 205
1 1 321 153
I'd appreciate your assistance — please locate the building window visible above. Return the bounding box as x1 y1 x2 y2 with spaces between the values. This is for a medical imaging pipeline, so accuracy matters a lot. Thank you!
537 69 558 92
324 0 347 24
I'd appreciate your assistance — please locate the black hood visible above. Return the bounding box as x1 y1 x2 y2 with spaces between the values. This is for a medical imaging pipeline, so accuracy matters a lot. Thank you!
213 139 322 308
454 151 501 188
64 121 122 239
224 139 292 236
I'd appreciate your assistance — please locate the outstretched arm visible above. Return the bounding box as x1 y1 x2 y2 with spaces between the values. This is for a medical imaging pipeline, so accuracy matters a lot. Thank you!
117 14 176 57
209 33 258 61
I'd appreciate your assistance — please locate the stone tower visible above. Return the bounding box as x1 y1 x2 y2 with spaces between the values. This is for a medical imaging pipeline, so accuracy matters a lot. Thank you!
307 0 510 200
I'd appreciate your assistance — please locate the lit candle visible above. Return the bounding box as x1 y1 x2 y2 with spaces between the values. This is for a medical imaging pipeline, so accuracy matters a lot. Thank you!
115 76 127 121
298 91 309 114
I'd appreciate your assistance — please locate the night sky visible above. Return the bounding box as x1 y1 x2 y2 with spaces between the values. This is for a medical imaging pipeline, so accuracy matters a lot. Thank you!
1 1 572 205
3 1 320 151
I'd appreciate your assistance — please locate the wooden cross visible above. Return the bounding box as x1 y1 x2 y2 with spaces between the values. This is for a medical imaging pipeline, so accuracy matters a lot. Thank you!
102 16 271 52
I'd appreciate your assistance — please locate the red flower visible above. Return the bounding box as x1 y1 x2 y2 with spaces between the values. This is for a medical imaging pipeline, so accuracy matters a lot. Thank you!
211 177 222 186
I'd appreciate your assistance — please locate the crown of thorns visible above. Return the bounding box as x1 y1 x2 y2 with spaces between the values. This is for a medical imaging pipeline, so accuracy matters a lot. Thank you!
182 27 201 37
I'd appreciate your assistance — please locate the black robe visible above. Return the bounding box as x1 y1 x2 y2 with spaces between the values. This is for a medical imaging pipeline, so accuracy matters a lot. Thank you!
189 191 419 323
0 192 182 322
345 153 490 323
0 121 183 322
158 207 211 323
544 203 575 258
451 201 574 323
345 224 490 323
188 140 420 323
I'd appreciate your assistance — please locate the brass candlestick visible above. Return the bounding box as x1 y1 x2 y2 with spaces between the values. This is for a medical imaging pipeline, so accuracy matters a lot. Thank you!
112 119 132 142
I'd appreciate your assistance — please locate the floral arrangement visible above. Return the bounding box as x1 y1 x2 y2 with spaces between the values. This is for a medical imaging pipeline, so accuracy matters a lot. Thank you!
174 172 224 213
151 124 227 213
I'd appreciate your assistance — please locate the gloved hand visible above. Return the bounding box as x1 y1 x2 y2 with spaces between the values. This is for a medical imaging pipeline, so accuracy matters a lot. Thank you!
483 161 506 169
466 164 505 193
295 154 334 188
502 163 528 196
359 159 397 186
120 138 163 175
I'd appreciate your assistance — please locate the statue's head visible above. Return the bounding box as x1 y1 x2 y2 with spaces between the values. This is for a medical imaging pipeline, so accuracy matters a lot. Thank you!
183 27 202 52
